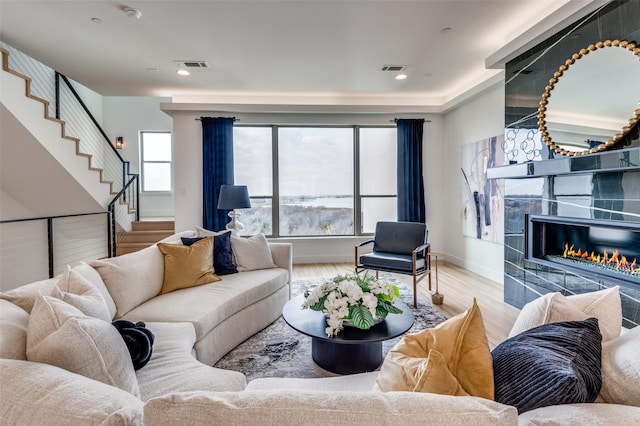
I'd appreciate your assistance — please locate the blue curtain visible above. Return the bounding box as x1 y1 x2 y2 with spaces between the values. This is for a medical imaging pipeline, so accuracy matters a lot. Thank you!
202 117 235 231
397 119 425 223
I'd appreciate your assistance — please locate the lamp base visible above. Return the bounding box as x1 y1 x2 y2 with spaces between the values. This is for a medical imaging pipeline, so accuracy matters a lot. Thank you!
431 292 444 305
225 210 245 232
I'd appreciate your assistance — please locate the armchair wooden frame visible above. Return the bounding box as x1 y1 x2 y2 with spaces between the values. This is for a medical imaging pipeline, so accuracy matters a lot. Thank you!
355 240 431 308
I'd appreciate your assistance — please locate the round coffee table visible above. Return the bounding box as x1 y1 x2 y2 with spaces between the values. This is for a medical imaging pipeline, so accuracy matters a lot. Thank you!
282 295 414 375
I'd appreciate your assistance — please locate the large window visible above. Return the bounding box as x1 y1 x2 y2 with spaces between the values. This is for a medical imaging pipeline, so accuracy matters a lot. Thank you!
141 131 172 192
233 125 396 237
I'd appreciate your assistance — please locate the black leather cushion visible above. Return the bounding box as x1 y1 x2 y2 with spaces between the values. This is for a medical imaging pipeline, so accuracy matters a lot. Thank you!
372 221 427 255
112 320 155 370
492 317 602 414
359 252 425 272
182 234 237 275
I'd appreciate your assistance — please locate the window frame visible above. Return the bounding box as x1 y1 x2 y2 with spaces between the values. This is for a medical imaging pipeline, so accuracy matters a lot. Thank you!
140 131 173 193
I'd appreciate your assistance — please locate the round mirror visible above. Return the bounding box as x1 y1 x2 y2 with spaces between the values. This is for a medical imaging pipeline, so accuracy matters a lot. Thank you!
538 39 640 156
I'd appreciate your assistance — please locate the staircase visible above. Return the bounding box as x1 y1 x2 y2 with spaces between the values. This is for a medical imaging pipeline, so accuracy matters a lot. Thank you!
116 220 175 256
1 44 138 254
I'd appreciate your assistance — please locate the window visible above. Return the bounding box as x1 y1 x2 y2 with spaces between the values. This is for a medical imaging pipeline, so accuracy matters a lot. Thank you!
279 127 354 236
359 127 397 233
234 127 273 235
141 132 172 192
233 125 396 237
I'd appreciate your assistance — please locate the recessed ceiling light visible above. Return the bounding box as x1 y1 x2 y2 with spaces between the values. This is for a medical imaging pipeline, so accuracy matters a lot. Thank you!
176 69 191 76
395 73 408 80
123 7 142 20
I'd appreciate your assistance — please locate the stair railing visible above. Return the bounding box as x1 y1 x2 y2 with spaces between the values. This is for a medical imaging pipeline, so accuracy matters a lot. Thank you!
0 212 109 282
1 42 139 257
108 170 140 257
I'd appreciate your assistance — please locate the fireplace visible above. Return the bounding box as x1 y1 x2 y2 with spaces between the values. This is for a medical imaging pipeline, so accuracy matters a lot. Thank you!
526 215 640 286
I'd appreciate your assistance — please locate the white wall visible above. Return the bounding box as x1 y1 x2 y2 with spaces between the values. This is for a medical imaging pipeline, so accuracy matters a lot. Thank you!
102 96 173 217
440 83 505 283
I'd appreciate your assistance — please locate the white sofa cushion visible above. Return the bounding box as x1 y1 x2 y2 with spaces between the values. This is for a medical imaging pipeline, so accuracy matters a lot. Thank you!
144 390 518 425
230 233 277 271
508 287 621 341
0 359 143 425
90 244 165 318
53 265 111 321
136 322 246 401
0 299 29 360
72 261 117 319
599 325 640 406
26 293 140 397
0 277 58 313
518 403 640 425
122 268 288 341
246 372 378 392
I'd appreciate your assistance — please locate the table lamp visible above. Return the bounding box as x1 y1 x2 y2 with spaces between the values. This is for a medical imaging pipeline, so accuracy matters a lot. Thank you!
217 185 251 232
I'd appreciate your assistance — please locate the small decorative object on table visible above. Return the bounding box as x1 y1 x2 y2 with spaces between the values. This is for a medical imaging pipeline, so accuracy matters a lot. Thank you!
302 272 402 337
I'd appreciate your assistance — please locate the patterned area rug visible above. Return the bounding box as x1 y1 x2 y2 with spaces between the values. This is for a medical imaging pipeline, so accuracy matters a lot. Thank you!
214 275 447 380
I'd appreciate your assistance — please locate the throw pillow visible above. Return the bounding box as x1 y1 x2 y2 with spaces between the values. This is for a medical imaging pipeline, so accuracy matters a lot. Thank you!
492 317 602 414
598 326 640 406
0 299 29 360
0 278 58 313
183 233 237 275
112 320 155 370
157 237 221 294
90 244 165 318
374 299 494 400
72 261 117 318
52 265 111 322
508 286 621 342
230 233 277 272
26 293 140 397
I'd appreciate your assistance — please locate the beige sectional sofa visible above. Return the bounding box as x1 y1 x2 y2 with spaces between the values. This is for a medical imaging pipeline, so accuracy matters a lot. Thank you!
1 230 639 425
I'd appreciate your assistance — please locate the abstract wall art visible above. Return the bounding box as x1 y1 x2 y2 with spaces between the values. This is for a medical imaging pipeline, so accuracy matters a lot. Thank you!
461 135 505 243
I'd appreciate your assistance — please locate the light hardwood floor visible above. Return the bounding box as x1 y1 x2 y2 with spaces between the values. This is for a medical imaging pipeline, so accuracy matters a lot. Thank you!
292 261 520 349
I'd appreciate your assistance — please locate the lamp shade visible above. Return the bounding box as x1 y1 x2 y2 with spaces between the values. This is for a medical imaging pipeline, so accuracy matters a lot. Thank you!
217 185 251 210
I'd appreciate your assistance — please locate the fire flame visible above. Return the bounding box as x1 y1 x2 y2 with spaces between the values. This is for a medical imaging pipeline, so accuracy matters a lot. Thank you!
564 243 640 276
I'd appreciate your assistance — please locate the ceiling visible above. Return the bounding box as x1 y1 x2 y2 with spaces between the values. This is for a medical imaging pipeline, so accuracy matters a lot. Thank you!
0 1 602 109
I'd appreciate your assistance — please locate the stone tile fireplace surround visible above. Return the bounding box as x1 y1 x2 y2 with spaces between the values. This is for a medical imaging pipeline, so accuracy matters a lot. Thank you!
493 0 640 328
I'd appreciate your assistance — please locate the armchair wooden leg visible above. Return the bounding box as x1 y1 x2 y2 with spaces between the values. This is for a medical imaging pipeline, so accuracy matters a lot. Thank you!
412 275 417 308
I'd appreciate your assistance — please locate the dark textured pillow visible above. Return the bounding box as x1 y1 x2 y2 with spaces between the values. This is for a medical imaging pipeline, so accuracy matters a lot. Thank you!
492 317 602 414
182 235 237 275
111 320 155 370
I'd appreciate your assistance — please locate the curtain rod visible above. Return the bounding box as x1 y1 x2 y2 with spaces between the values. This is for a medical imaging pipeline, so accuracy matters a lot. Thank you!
392 118 431 123
195 117 238 121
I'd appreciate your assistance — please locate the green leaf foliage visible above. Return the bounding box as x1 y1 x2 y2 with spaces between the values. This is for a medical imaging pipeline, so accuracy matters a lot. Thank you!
349 305 375 329
377 299 403 315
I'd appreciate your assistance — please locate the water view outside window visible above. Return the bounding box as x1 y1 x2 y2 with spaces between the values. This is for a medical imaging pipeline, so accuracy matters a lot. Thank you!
233 125 396 237
141 132 172 192
279 127 354 236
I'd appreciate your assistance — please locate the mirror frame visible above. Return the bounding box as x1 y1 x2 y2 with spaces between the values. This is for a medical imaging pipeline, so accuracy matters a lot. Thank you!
538 39 640 156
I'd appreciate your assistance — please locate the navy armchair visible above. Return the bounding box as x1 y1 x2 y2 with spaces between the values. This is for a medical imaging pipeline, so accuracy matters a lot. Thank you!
355 221 430 308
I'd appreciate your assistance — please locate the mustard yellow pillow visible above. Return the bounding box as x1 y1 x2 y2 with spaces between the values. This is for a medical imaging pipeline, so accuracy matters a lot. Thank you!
157 237 221 294
374 299 494 400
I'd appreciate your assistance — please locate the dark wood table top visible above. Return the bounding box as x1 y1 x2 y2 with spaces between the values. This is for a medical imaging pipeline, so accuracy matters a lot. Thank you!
282 294 414 344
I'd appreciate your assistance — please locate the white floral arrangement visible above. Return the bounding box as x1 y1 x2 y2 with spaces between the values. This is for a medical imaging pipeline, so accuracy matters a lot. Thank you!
302 272 402 337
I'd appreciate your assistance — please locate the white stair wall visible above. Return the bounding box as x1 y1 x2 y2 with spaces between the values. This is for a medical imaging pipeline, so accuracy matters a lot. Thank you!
1 67 113 209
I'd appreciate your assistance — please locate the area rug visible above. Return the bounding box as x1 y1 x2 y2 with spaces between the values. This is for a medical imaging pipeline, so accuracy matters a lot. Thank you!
214 275 448 380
